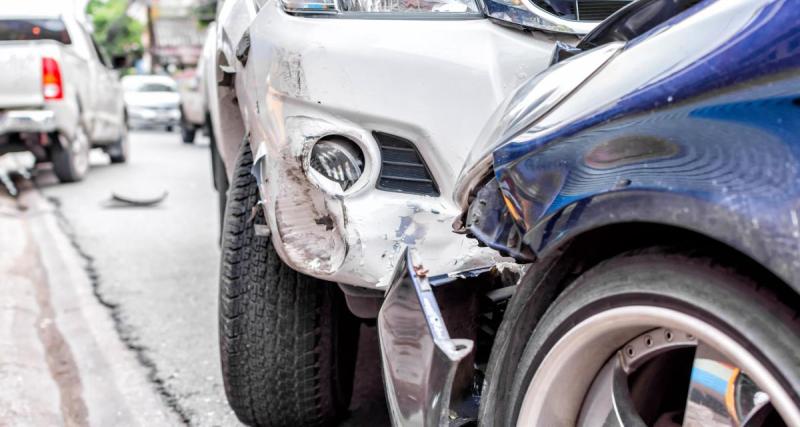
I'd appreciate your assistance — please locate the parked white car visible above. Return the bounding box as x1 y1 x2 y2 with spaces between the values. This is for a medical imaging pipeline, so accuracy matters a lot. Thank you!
207 0 630 424
176 67 206 144
122 75 181 131
0 1 127 182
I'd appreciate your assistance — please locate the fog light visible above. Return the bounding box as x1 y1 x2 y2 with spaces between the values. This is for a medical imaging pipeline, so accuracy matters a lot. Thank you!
310 137 364 191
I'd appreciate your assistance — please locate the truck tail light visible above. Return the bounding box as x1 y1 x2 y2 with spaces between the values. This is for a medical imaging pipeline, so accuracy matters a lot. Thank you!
42 57 63 100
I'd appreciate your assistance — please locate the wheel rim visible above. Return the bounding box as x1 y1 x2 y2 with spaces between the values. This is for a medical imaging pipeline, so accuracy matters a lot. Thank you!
71 126 90 176
515 307 799 427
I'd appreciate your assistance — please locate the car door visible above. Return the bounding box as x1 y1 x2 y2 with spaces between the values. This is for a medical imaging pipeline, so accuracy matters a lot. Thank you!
85 31 117 142
91 38 124 141
72 25 107 142
91 35 118 141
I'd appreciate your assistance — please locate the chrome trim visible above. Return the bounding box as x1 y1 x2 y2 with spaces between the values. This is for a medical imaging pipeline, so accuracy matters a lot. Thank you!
0 110 57 134
483 0 597 34
378 248 474 426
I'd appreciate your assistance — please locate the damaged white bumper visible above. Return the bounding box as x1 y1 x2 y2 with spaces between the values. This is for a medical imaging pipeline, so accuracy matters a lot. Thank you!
234 2 569 288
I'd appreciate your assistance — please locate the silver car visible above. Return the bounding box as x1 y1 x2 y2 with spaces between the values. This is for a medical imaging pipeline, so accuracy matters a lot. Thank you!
122 75 182 131
206 0 631 424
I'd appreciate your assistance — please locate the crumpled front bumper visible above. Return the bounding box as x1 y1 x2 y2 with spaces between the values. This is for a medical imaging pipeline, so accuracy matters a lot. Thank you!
378 248 474 425
238 3 572 288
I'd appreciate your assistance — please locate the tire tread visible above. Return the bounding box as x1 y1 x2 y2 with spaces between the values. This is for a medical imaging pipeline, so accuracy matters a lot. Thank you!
219 141 349 426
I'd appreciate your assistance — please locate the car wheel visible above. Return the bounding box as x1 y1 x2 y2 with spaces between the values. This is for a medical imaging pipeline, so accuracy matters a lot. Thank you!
51 125 90 183
494 250 800 427
107 126 129 164
219 139 359 426
181 123 196 144
166 125 174 132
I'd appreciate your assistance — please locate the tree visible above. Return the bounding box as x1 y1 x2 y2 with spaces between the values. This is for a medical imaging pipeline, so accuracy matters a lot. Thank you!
86 0 144 59
193 0 217 28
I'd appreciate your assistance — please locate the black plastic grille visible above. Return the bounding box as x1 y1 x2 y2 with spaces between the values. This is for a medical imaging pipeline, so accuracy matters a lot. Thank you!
532 0 577 19
576 0 630 21
374 132 439 197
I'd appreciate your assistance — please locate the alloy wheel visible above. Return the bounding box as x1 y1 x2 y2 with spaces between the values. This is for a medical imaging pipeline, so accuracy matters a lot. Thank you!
515 307 799 426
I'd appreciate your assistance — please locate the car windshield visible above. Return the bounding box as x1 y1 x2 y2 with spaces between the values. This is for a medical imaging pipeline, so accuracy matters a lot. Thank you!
0 19 71 44
134 83 176 93
126 82 176 93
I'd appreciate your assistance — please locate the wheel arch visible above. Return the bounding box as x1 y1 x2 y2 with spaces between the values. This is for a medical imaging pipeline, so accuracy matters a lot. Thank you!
532 221 796 300
208 4 251 181
54 94 85 149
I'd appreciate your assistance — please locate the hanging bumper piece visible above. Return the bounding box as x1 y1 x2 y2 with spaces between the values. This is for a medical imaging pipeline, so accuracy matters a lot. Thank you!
378 248 474 426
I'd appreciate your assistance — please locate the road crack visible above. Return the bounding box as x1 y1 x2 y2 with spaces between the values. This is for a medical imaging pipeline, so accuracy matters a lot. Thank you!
45 195 194 426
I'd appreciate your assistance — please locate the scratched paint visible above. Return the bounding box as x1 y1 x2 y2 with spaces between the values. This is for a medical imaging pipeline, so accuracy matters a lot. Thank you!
214 2 575 288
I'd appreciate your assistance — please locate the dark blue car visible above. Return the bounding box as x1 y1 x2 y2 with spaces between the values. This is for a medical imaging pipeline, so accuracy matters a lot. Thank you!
453 0 799 425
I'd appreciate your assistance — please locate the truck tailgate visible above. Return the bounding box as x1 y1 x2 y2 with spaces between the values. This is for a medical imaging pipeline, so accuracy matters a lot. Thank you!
0 44 44 109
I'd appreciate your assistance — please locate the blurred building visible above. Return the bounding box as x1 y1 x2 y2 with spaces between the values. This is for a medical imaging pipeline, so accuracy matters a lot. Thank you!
131 0 211 69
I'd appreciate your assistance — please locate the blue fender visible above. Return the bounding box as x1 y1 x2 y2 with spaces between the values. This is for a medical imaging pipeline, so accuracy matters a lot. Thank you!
474 0 800 290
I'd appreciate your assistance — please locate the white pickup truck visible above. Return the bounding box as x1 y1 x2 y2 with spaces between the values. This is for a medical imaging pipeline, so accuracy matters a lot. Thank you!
0 4 127 182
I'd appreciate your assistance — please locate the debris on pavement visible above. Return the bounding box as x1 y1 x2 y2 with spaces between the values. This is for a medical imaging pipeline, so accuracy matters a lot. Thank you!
108 191 169 208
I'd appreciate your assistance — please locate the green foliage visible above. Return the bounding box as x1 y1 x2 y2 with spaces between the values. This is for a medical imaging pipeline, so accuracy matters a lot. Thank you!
193 0 217 28
86 0 144 58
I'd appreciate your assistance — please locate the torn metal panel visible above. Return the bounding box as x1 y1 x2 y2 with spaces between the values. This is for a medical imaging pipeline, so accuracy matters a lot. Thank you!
378 248 474 426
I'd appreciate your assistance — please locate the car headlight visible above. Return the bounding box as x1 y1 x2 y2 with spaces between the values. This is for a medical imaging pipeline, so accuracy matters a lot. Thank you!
309 137 365 192
280 0 479 15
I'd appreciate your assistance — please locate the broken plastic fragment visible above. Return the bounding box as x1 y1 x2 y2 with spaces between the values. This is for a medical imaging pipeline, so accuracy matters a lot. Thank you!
109 191 168 207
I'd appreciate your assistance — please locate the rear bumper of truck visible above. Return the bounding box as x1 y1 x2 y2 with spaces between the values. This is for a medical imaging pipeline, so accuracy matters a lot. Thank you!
0 110 56 135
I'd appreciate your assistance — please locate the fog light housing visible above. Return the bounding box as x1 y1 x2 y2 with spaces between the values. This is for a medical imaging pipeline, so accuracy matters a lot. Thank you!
310 137 364 192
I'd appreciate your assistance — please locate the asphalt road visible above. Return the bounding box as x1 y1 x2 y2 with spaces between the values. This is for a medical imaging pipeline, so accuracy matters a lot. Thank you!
1 130 387 426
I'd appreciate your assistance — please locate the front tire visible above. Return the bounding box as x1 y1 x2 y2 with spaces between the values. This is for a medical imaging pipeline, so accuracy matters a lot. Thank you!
181 123 196 144
107 126 129 164
219 140 359 426
491 250 800 426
